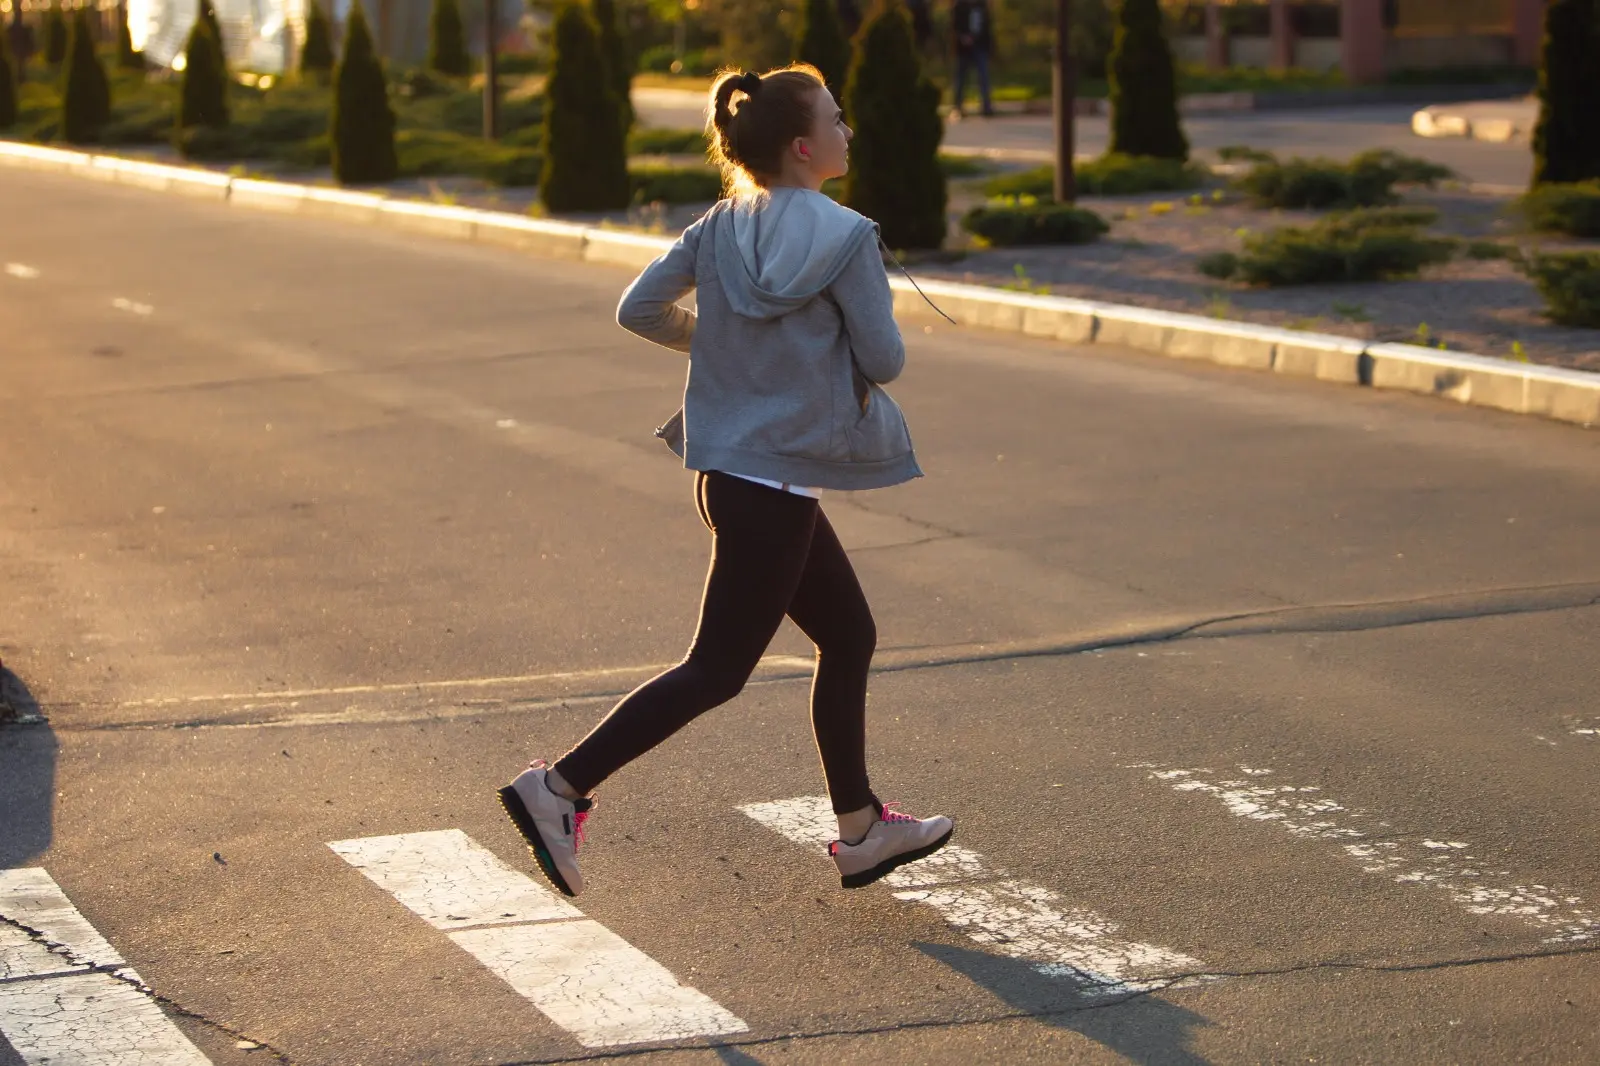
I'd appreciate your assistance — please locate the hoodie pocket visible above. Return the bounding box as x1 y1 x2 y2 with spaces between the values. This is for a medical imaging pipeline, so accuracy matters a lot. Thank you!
845 382 913 463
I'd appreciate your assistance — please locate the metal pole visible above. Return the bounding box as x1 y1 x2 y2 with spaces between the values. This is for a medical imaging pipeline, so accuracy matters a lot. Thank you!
483 0 499 140
1052 0 1076 203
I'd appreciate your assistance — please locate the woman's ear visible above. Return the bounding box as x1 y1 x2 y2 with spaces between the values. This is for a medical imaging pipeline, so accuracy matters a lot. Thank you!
793 136 811 161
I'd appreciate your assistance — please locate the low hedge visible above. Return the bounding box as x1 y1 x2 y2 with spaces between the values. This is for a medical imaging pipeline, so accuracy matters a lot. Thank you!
395 127 543 185
1201 206 1456 286
1517 251 1600 327
1234 149 1454 209
627 126 707 155
982 153 1205 199
629 164 722 204
961 197 1109 246
1520 181 1600 239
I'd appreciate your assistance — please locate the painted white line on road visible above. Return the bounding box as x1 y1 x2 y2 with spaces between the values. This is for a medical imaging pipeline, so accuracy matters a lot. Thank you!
330 830 747 1048
111 297 154 316
0 869 213 1065
739 797 1209 996
4 262 40 279
1132 765 1600 944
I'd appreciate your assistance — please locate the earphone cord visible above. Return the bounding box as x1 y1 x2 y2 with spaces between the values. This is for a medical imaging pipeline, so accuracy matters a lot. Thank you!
878 237 959 326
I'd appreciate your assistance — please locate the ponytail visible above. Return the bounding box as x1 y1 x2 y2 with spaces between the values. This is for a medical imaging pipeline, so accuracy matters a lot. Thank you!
705 64 826 199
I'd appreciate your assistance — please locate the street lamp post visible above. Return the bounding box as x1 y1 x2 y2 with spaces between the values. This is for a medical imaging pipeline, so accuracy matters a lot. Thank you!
1052 0 1076 203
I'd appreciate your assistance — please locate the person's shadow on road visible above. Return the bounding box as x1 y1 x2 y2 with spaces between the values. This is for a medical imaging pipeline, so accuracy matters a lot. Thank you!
916 941 1215 1065
1 665 57 872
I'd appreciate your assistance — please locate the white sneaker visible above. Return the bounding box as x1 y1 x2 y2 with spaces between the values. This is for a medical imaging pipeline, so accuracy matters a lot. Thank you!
829 802 954 889
498 760 594 897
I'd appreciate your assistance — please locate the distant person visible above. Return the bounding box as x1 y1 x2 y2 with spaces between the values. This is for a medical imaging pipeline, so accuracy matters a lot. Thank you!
836 0 861 39
950 0 995 118
498 64 954 898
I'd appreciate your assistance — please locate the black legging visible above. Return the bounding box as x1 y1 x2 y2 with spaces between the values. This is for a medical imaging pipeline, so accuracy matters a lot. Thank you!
553 471 879 814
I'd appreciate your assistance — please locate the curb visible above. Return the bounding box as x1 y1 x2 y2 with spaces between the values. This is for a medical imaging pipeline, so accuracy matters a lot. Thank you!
3 141 1594 431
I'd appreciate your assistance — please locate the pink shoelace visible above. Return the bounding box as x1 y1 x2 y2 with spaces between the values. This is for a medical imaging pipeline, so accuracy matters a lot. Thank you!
878 802 918 825
529 759 593 850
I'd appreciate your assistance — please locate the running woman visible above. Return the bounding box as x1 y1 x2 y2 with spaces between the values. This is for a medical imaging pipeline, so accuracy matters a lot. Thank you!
499 63 953 897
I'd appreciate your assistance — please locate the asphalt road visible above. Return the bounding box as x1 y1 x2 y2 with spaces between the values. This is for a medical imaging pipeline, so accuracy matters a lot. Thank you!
2 166 1597 1066
635 89 1535 189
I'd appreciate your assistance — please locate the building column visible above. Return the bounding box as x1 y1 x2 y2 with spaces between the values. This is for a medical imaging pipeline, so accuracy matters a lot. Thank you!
1269 0 1293 71
1340 0 1386 83
1512 0 1544 67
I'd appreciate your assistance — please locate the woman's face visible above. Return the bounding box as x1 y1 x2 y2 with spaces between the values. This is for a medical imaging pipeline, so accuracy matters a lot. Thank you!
801 86 853 181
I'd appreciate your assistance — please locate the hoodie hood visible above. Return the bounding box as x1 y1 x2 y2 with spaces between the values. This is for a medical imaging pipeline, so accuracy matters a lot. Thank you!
712 188 879 321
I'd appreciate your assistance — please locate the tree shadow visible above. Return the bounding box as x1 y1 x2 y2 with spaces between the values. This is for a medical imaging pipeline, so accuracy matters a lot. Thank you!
915 942 1216 1066
0 665 57 871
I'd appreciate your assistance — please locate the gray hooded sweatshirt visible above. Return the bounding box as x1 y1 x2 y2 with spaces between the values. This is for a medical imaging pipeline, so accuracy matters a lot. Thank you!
616 188 923 492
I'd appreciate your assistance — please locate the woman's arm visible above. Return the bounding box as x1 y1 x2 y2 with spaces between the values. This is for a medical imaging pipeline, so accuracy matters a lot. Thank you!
832 235 906 384
615 214 708 355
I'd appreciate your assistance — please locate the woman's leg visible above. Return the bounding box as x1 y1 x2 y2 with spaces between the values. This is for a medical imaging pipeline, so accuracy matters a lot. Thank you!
552 472 820 796
784 505 879 818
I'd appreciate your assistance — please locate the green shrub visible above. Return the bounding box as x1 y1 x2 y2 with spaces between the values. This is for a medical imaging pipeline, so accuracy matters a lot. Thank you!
842 0 946 250
628 125 707 156
630 163 722 204
1219 211 1456 286
1107 0 1187 161
331 2 398 184
1518 250 1600 326
59 10 110 143
44 4 68 67
395 128 543 184
593 0 633 131
427 0 470 77
301 0 335 76
1236 149 1454 210
938 153 990 178
1464 239 1519 261
99 92 177 145
1532 0 1600 185
177 13 228 132
1217 144 1276 165
1197 251 1239 279
982 154 1204 200
794 0 850 97
198 0 226 65
961 198 1109 246
540 1 629 211
0 25 17 130
1520 180 1600 237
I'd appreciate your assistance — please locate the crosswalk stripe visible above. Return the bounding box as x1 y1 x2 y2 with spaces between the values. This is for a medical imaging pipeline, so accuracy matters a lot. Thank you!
1132 764 1600 944
738 797 1211 996
0 868 214 1065
329 829 748 1048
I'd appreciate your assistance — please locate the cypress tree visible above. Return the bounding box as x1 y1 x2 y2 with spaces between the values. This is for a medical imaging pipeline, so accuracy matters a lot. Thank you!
300 0 335 77
1107 0 1188 162
592 0 633 131
427 0 470 77
0 27 16 131
178 11 228 128
199 0 226 66
794 0 850 98
117 2 141 69
842 0 945 250
1531 0 1600 186
44 4 68 67
331 1 397 184
539 2 629 212
59 9 111 143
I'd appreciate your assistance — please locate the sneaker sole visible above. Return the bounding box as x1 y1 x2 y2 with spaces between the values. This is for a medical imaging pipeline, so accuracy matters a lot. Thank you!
839 824 954 890
497 785 578 898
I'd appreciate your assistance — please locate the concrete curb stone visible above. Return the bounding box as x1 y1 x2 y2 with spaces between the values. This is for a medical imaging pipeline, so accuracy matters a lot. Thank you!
2 140 1592 430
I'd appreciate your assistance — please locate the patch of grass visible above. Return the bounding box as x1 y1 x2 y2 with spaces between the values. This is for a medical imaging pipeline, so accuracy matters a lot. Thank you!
1520 181 1600 239
1217 144 1277 165
961 197 1110 247
1196 251 1239 280
1464 239 1519 261
1235 149 1455 210
627 126 708 156
1516 251 1600 327
629 164 723 205
1331 300 1372 322
1204 290 1234 319
1001 263 1051 295
938 152 993 177
982 153 1205 200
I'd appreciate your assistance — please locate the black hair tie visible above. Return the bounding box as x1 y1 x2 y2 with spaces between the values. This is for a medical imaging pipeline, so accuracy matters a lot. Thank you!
737 72 762 97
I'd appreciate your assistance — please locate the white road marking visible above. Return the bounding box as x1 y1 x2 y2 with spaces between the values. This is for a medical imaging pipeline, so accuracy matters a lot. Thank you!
329 830 747 1048
4 262 40 279
1132 764 1600 944
111 297 154 315
739 797 1210 996
0 869 213 1065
